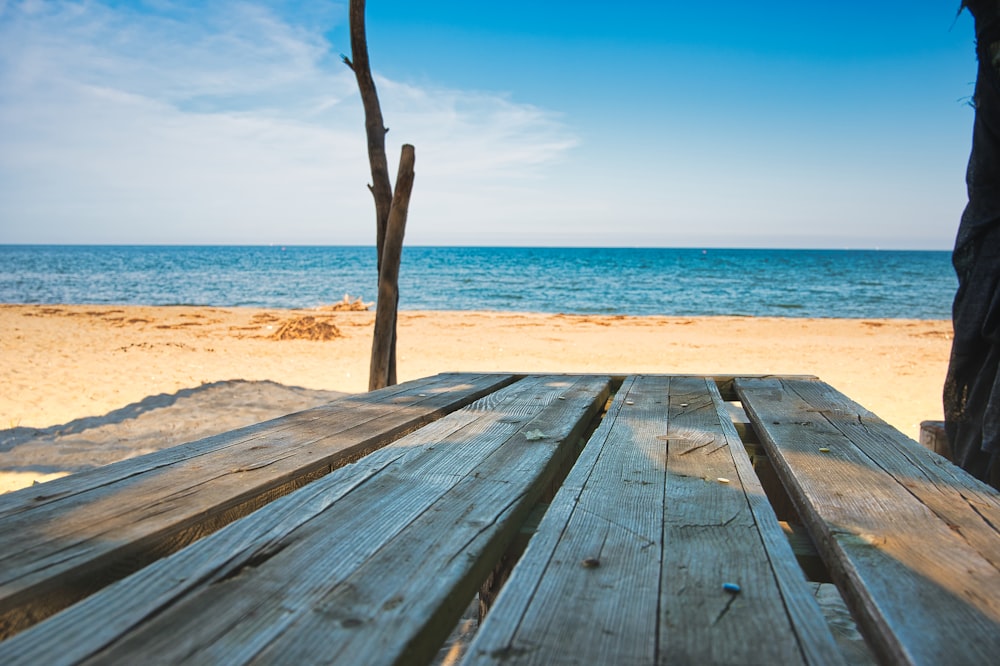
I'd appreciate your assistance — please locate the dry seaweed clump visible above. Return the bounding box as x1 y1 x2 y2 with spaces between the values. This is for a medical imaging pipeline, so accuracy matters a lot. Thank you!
321 294 373 312
269 316 342 341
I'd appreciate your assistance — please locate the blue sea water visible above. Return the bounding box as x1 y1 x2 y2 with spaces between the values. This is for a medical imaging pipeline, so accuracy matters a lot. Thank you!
0 245 956 319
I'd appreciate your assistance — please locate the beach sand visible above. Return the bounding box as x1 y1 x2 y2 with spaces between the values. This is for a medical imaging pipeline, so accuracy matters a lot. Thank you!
0 303 952 494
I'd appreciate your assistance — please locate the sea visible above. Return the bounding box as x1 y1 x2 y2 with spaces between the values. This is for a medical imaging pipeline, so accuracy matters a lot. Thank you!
0 245 956 320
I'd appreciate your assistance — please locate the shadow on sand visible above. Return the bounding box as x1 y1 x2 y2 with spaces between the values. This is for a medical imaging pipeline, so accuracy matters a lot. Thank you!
0 380 347 473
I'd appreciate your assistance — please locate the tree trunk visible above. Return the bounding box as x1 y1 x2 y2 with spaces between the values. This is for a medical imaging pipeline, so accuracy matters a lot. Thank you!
345 0 413 389
944 1 1000 488
370 145 415 389
347 0 392 274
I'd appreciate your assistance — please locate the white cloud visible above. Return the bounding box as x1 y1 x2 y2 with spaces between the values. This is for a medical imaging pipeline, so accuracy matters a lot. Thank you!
0 1 963 249
378 78 578 178
0 0 579 244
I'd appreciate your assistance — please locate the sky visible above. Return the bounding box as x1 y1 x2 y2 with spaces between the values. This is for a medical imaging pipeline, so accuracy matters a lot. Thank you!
0 1 982 249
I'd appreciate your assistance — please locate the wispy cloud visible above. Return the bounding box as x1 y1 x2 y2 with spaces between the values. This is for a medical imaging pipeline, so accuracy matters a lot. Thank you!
0 0 578 243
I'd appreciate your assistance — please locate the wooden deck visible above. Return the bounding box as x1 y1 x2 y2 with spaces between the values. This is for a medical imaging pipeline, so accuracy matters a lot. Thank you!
0 374 997 665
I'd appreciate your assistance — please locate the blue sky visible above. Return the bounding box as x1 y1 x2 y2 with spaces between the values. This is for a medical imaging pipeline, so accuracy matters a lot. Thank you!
0 1 980 248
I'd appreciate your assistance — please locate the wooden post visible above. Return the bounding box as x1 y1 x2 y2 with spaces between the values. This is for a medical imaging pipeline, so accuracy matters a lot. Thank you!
919 420 953 461
369 145 415 390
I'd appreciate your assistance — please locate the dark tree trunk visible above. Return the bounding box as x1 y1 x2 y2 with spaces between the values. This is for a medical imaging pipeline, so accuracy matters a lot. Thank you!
346 0 392 274
344 0 414 390
370 145 414 389
944 1 1000 488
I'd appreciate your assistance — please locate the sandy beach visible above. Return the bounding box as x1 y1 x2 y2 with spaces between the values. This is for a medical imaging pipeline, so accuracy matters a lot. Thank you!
0 303 952 493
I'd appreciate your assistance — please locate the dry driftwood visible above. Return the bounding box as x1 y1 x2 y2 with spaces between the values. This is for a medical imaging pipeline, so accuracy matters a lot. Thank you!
344 0 415 390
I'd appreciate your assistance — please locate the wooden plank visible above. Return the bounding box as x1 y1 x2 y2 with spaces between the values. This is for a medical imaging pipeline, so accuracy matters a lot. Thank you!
660 376 842 665
463 375 665 665
0 375 611 665
463 375 842 665
0 372 516 639
736 377 1000 666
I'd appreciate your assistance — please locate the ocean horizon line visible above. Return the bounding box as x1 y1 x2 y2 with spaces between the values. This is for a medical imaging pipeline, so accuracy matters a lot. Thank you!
0 242 954 253
0 245 956 319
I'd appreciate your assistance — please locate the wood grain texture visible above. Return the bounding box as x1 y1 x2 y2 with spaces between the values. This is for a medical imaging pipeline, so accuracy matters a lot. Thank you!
463 376 841 665
0 372 515 639
737 377 1000 666
0 375 610 665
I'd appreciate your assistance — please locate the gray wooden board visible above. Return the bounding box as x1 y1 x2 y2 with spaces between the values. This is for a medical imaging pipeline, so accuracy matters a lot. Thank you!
736 377 1000 666
0 375 611 665
0 372 515 639
462 375 842 665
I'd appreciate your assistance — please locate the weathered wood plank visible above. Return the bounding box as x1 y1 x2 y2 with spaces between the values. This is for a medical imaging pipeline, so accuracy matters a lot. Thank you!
0 375 611 665
0 372 516 639
464 375 666 665
737 377 1000 666
463 375 842 665
660 376 842 665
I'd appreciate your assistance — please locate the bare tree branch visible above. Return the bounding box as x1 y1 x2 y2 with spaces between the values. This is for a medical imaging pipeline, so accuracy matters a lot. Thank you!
346 0 414 389
347 0 392 274
369 145 415 389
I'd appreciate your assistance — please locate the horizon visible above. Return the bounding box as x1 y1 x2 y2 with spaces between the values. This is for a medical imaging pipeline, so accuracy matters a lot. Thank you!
0 244 955 320
0 2 979 250
0 242 953 253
